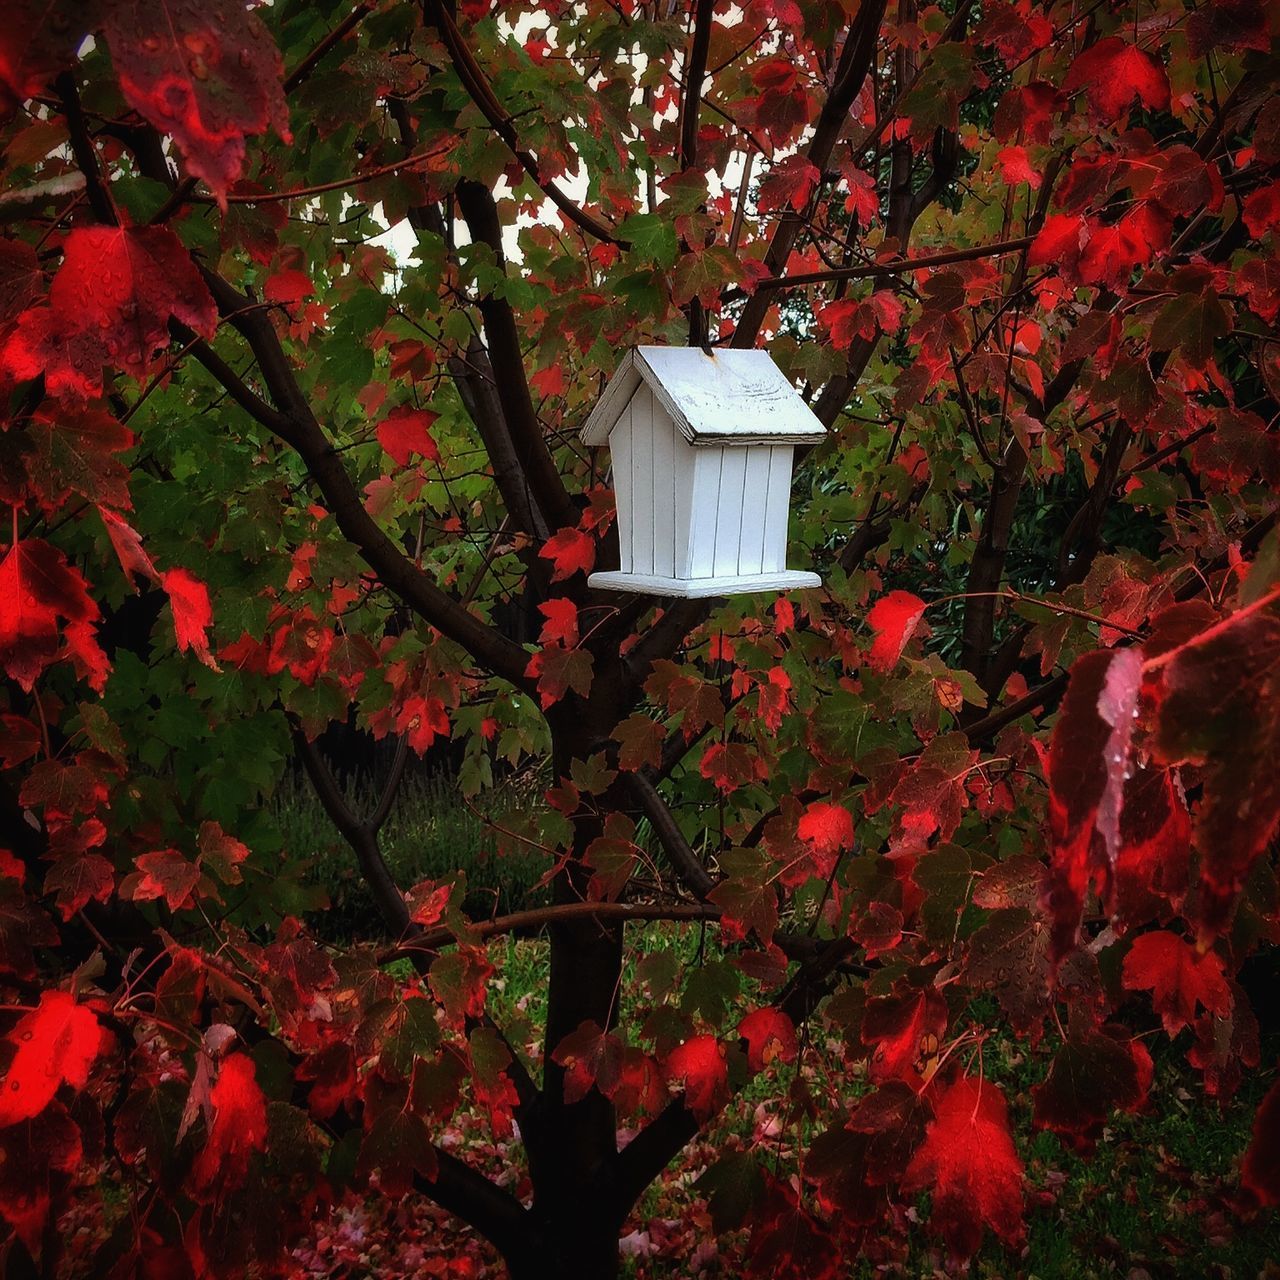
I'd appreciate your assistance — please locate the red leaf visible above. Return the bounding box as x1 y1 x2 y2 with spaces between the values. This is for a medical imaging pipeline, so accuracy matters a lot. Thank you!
537 597 579 646
189 1052 269 1198
25 409 134 513
0 539 101 691
1243 1079 1280 1206
995 144 1041 189
126 848 203 911
101 0 291 201
394 694 450 755
0 1101 82 1253
866 590 926 671
57 225 216 355
162 567 216 669
738 1008 798 1073
758 154 821 214
377 406 440 467
552 1020 624 1103
0 3 94 106
663 1034 728 1121
1121 931 1232 1035
525 644 594 709
1033 1015 1152 1145
99 507 159 588
1043 648 1142 960
263 268 314 305
1063 37 1170 120
902 1077 1026 1259
797 801 854 858
0 991 103 1125
428 946 493 1027
197 820 250 885
539 526 595 582
862 987 948 1083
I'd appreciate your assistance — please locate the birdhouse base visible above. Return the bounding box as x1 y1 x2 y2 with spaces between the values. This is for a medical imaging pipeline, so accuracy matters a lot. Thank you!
587 570 821 598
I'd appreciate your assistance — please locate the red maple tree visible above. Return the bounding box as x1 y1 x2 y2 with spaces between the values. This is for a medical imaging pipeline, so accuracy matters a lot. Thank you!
0 1 1278 1277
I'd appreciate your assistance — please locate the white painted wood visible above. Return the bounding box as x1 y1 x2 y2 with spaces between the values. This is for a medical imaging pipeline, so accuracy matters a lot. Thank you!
610 399 633 573
687 450 720 578
581 346 827 446
761 446 792 573
587 570 821 597
673 431 696 578
739 446 773 575
630 383 655 573
712 448 748 576
651 405 677 577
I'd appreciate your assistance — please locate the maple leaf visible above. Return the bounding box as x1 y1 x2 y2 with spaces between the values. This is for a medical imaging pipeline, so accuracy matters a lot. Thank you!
0 990 103 1125
376 406 440 467
99 506 159 587
428 946 493 1027
613 713 665 771
552 1020 625 1103
357 1068 439 1194
395 694 451 755
0 538 102 691
862 987 948 1083
58 224 216 359
902 1076 1026 1259
1243 1079 1280 1206
189 1052 269 1199
526 644 594 710
995 145 1041 189
699 740 763 792
1121 931 1232 1035
796 801 854 858
758 155 821 214
101 0 292 201
663 1034 728 1120
539 526 595 582
1033 1014 1152 1146
124 848 203 911
0 1100 82 1253
43 851 115 921
866 590 927 671
537 597 579 647
1146 601 1280 937
0 3 96 107
25 409 133 512
1043 647 1142 960
1063 37 1170 120
197 821 250 885
263 268 314 305
162 567 217 669
738 1008 797 1073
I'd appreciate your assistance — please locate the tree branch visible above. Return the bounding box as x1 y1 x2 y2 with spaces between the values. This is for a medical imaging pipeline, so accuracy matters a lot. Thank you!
195 270 536 690
625 770 716 899
730 0 888 349
454 179 579 535
425 0 624 246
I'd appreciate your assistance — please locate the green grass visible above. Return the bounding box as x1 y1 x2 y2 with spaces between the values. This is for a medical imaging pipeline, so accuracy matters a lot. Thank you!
482 927 1280 1279
271 769 549 937
273 773 1279 1276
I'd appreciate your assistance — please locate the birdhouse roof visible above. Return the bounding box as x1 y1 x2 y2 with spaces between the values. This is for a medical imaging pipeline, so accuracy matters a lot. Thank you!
580 346 828 447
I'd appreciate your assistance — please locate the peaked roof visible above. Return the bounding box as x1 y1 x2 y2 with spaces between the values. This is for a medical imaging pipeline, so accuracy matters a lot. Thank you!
580 345 827 447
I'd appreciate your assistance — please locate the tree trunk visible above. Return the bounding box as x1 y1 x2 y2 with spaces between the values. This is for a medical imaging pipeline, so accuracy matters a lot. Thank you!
515 728 629 1280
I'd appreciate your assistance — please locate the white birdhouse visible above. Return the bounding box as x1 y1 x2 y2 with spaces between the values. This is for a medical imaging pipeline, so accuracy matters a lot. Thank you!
580 346 826 598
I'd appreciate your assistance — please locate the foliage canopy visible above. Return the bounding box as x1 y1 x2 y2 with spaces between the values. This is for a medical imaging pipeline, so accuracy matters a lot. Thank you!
0 0 1279 1276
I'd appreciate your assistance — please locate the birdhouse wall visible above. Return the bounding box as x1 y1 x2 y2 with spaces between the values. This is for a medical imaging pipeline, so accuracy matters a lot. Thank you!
609 382 697 577
687 444 793 578
609 384 795 582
